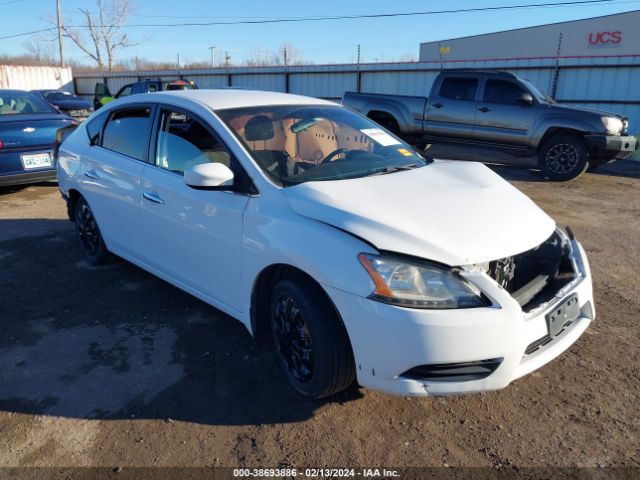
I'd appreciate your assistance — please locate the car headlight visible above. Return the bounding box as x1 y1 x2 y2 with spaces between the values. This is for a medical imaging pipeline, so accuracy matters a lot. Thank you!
358 253 489 309
601 116 623 135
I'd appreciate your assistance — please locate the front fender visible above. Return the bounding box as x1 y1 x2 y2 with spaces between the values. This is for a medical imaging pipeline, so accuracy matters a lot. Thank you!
238 194 377 331
532 111 604 148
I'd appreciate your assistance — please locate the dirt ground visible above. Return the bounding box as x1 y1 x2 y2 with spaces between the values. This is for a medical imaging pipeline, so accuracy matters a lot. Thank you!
0 161 638 474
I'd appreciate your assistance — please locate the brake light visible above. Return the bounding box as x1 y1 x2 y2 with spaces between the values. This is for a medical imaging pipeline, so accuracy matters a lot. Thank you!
0 139 4 150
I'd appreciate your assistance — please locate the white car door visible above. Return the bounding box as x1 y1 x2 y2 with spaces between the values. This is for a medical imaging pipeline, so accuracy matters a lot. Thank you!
137 106 251 313
79 104 155 256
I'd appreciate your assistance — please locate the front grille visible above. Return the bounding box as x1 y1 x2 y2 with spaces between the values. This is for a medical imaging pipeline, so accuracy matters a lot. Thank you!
486 231 577 312
525 335 553 355
400 358 503 382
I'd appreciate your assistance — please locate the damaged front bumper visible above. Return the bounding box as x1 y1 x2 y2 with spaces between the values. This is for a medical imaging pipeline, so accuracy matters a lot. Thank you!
325 232 594 397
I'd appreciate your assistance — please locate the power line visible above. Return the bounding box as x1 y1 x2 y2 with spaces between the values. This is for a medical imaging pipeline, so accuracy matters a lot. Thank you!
59 0 637 22
77 0 631 27
0 27 56 40
0 0 632 41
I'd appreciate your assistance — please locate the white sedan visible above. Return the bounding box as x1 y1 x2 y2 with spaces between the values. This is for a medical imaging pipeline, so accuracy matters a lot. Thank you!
56 90 595 398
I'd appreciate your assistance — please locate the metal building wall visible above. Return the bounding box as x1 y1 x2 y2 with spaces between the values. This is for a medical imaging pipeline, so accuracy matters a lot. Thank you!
73 55 640 133
419 10 640 62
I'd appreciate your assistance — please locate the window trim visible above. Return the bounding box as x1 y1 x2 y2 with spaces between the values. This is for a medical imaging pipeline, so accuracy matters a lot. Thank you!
438 76 480 102
98 103 157 163
85 110 109 145
149 102 258 195
482 79 529 106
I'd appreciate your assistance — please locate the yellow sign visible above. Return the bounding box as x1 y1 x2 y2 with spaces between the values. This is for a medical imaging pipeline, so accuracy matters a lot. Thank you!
439 46 451 54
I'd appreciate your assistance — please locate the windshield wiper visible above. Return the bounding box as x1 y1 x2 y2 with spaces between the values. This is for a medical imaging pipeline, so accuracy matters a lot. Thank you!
370 163 420 176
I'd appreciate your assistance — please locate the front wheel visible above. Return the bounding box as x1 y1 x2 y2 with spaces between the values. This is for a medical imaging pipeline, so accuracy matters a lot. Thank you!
270 276 356 399
74 196 109 265
539 134 589 181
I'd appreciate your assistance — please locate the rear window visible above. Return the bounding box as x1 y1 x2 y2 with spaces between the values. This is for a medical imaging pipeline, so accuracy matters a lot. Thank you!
102 107 153 160
166 82 196 91
44 91 73 101
439 77 478 102
0 91 56 115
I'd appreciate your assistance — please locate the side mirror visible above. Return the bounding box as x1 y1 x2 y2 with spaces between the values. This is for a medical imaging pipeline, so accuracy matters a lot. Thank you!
185 163 235 190
519 92 534 105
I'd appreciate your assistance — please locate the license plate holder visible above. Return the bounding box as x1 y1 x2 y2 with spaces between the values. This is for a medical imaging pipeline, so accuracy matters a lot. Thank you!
546 293 580 337
21 152 52 170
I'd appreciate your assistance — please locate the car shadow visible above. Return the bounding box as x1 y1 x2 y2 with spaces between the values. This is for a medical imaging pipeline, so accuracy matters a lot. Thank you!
488 159 640 182
588 159 640 179
0 220 362 426
0 181 58 196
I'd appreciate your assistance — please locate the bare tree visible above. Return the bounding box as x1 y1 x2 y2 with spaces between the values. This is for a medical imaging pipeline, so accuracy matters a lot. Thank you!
60 0 135 71
22 34 57 65
275 43 306 66
244 47 275 67
244 43 308 67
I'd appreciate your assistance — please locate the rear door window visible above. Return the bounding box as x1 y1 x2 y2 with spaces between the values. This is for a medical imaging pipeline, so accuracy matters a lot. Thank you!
102 106 154 161
86 111 108 145
483 80 526 105
439 77 479 101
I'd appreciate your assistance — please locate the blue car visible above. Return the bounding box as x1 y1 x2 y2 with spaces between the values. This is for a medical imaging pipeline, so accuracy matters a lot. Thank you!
0 90 77 187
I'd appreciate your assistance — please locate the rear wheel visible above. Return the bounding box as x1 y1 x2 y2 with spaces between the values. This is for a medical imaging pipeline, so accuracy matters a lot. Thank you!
270 276 355 399
539 134 589 181
74 197 109 265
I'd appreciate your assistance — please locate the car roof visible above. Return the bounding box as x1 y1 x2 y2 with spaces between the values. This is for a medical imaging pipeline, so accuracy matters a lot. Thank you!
0 89 35 94
134 89 336 111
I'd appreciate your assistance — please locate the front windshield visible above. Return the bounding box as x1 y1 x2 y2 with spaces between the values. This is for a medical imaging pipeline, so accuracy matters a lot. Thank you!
216 105 429 186
0 91 56 115
522 79 554 103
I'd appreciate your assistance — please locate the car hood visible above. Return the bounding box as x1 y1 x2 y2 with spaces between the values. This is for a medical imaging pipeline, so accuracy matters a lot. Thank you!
549 102 626 120
283 161 556 266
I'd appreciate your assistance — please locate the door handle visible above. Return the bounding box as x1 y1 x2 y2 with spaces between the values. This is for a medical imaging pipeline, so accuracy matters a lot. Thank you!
143 191 165 204
84 169 98 179
479 107 491 113
433 102 444 109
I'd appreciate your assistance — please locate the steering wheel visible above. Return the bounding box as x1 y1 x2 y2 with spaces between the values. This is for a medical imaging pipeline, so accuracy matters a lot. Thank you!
320 148 349 164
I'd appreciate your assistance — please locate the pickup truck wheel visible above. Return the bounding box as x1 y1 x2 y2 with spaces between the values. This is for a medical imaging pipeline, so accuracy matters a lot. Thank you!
539 135 589 181
74 197 109 265
270 276 355 399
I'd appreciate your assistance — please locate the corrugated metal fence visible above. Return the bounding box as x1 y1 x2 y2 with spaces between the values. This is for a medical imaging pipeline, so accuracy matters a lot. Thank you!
0 65 74 91
73 55 640 133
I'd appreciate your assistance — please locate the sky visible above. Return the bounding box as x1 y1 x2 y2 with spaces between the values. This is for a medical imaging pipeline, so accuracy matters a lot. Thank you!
1 0 640 66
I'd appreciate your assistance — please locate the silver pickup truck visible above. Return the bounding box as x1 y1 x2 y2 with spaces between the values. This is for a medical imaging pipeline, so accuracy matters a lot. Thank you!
343 69 637 181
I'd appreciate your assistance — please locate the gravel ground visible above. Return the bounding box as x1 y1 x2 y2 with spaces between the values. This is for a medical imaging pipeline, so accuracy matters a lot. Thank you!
0 161 638 475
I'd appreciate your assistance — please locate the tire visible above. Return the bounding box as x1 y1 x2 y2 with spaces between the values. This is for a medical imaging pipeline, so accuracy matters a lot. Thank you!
270 275 356 399
74 196 109 265
539 134 589 181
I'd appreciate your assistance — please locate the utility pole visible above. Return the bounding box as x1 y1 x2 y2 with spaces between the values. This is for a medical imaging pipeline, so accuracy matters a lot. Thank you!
56 0 65 67
225 51 231 68
283 47 288 66
356 44 361 93
209 46 216 68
